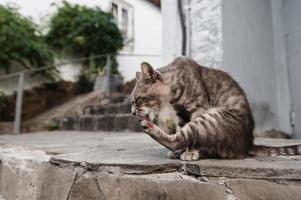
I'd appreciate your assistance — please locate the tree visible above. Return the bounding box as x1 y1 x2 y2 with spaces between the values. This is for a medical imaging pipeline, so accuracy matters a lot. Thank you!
45 1 123 73
0 5 55 77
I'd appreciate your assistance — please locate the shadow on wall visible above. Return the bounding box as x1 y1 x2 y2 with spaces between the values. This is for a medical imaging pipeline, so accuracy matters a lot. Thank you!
251 102 276 131
251 101 290 138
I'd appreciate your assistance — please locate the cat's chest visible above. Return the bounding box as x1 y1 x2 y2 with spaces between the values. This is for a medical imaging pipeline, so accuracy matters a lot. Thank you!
171 104 191 125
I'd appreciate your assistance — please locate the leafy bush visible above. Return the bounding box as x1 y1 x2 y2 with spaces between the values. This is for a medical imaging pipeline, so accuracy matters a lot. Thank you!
47 120 60 131
75 72 94 94
45 1 123 73
0 5 55 78
0 91 7 120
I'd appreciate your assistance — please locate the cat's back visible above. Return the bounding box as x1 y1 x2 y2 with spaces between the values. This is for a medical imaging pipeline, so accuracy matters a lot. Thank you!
158 56 238 85
157 57 203 81
160 57 250 109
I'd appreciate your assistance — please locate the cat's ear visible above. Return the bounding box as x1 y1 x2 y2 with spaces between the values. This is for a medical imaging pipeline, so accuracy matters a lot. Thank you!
141 62 162 81
141 62 154 79
135 72 141 81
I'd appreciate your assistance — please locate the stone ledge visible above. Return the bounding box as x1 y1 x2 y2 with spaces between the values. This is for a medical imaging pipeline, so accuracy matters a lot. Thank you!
1 131 301 178
185 157 301 180
1 131 301 200
53 114 141 132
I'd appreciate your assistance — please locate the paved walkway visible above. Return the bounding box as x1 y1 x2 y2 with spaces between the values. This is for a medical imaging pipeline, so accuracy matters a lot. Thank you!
1 131 301 177
1 131 301 200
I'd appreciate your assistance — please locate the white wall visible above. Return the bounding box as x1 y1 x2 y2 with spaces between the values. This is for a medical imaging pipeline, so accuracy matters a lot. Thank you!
117 54 161 82
125 0 161 55
0 61 82 94
116 0 162 81
161 0 182 65
0 72 47 95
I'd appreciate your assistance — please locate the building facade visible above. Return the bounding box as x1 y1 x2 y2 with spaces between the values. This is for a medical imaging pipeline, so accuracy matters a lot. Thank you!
162 0 301 138
108 0 162 81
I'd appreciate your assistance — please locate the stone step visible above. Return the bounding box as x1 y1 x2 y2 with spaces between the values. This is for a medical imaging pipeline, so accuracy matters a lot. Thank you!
83 102 131 116
1 132 301 200
53 114 141 132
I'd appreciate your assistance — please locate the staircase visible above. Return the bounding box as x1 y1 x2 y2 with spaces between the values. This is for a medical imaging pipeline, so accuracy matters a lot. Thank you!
53 96 141 132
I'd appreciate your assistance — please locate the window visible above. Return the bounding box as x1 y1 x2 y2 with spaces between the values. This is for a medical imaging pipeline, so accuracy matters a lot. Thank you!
112 3 118 23
111 0 134 52
122 8 128 39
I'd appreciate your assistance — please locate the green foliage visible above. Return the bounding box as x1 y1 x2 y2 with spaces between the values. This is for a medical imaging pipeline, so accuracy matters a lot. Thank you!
75 72 94 94
45 1 123 58
0 91 9 121
47 120 60 131
0 5 55 78
89 55 119 75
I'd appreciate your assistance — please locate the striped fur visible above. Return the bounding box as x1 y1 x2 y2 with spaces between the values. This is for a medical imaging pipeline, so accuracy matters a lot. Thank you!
130 57 301 160
249 145 301 156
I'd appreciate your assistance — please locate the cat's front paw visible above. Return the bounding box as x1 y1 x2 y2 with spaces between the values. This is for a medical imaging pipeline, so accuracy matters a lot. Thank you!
139 119 153 133
180 149 200 161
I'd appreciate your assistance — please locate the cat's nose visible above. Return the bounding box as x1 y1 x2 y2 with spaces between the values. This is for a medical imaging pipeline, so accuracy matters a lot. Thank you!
131 107 136 116
144 112 149 118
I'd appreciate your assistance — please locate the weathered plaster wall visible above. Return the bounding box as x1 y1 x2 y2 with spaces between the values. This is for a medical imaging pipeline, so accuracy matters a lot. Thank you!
161 0 222 67
188 0 223 68
161 0 183 65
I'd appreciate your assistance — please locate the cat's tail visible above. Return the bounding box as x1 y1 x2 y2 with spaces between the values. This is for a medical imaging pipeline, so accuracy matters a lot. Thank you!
248 144 301 156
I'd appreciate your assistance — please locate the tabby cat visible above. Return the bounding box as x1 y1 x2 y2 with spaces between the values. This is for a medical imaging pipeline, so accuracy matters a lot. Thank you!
130 57 301 161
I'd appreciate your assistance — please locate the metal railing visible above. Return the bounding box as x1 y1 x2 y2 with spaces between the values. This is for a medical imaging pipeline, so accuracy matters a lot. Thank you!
0 53 161 134
0 54 112 134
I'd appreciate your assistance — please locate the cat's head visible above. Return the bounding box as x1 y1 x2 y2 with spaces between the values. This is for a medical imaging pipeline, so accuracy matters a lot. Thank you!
130 62 170 121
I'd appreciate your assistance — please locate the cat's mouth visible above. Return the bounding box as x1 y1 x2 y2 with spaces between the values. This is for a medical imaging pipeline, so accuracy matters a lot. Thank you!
138 110 158 123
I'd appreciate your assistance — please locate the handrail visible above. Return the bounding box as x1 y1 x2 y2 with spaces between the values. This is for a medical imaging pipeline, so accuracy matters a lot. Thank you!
1 52 162 134
0 53 161 79
0 54 110 79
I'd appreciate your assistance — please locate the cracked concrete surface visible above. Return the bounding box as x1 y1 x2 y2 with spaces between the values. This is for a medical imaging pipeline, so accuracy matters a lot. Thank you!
1 131 301 200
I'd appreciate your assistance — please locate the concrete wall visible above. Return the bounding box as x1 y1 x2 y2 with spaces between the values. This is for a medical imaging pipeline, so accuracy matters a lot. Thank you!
283 0 301 138
270 0 292 135
222 0 280 133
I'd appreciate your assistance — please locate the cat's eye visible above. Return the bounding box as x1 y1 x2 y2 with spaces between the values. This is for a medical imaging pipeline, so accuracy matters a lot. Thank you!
135 95 155 106
135 96 147 105
135 96 142 105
